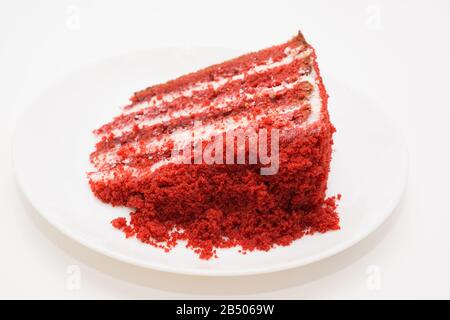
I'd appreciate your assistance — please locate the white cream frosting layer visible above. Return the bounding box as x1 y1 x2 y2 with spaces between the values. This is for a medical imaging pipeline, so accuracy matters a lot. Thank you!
91 75 322 179
91 47 325 181
104 69 313 138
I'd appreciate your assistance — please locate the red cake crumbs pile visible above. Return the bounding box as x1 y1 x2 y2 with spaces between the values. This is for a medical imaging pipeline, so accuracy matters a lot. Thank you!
111 195 340 260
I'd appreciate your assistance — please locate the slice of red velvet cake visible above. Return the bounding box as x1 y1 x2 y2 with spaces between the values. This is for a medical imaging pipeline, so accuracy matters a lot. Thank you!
88 32 340 259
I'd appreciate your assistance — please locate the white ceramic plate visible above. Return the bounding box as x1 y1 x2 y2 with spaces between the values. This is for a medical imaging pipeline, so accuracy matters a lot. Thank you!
13 47 408 276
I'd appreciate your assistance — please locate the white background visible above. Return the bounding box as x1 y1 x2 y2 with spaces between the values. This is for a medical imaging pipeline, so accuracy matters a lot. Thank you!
1 0 449 299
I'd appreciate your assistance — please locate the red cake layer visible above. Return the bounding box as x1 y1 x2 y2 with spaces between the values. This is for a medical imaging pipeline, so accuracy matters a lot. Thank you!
88 32 340 259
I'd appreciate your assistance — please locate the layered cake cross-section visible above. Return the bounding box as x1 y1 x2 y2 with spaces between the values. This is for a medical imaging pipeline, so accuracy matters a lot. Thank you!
88 32 340 259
